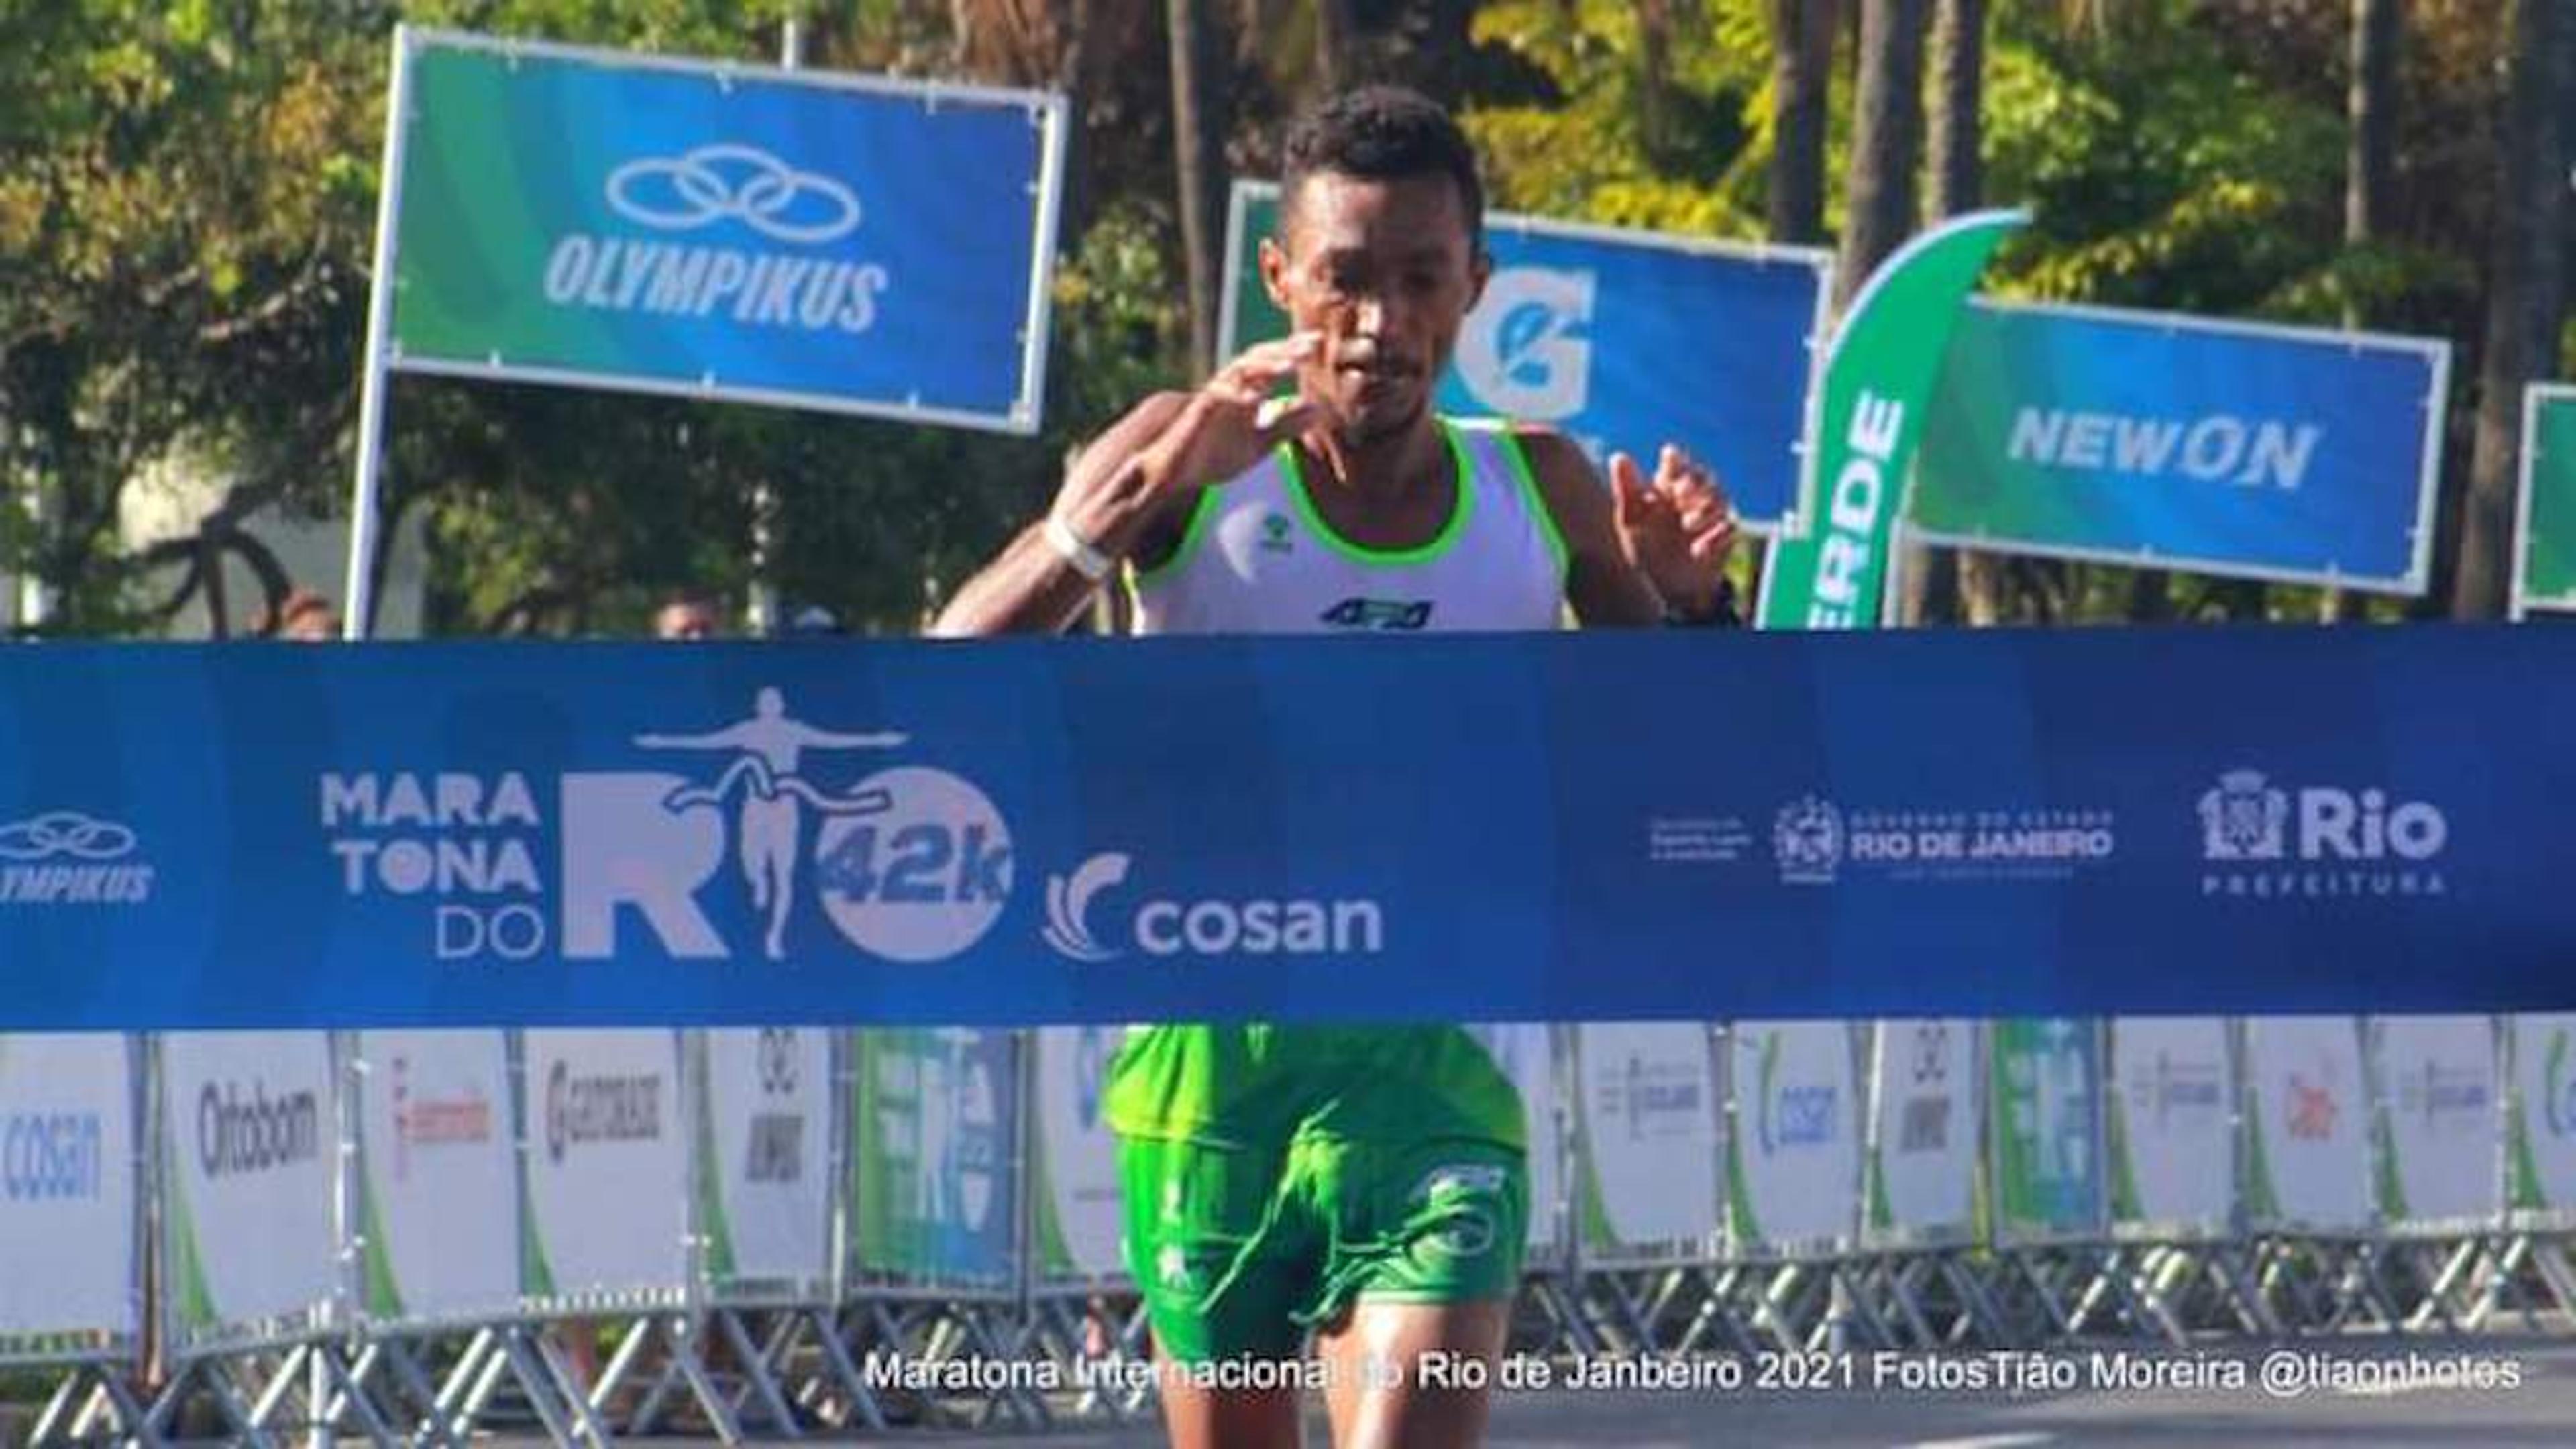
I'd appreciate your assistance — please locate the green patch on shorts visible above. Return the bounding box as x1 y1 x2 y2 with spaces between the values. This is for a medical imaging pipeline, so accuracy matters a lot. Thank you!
1119 1132 1526 1364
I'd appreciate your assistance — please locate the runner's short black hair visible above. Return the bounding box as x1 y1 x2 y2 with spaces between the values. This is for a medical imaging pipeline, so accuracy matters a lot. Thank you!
1279 85 1485 253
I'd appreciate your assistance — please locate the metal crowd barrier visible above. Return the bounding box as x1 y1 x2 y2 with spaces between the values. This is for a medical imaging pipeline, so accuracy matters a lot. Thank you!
3 1014 2573 1444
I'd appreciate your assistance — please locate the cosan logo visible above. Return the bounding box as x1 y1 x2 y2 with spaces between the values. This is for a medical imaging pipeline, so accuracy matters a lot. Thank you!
1042 852 1384 961
2198 769 2450 900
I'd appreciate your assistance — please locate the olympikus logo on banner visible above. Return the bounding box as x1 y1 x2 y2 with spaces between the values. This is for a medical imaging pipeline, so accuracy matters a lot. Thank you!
0 811 154 905
2008 409 2321 491
198 1080 320 1177
543 144 890 335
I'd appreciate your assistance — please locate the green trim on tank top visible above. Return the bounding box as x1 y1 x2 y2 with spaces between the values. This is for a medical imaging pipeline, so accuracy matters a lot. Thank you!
1491 425 1570 585
1278 420 1477 567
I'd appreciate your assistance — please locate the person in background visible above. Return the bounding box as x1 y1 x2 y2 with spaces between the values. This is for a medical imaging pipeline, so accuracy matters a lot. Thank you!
655 590 726 641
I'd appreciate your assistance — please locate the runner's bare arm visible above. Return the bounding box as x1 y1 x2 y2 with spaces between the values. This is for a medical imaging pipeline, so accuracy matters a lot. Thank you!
1519 429 1739 628
930 335 1324 637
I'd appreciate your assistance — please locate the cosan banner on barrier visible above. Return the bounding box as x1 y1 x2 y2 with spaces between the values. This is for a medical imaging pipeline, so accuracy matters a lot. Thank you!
1467 1023 1565 1254
1863 1019 1978 1244
2508 1014 2576 1224
1031 1025 1124 1282
522 1029 686 1302
0 1034 135 1339
2371 1014 2500 1230
1572 1023 1721 1252
1913 301 2449 592
160 1032 337 1343
1726 1021 1861 1252
849 1029 1018 1287
2106 1017 2235 1236
1220 180 1831 529
2516 384 2576 616
2241 1016 2374 1232
384 28 1063 432
5 629 2576 1030
1988 1018 2104 1242
698 1028 833 1293
352 1030 517 1324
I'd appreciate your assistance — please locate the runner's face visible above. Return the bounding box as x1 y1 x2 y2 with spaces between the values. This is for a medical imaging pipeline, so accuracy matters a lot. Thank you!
1262 172 1487 443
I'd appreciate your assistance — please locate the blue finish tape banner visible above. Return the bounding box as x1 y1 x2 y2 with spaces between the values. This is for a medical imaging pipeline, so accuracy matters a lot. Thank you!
2 629 2571 1030
1221 182 1833 529
388 29 1063 433
1911 301 2449 590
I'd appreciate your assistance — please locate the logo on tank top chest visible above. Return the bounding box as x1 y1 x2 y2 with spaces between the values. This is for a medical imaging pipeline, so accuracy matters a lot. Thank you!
1319 597 1434 631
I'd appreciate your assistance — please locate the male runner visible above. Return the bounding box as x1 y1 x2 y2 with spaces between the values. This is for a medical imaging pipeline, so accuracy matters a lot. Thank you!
934 86 1737 1449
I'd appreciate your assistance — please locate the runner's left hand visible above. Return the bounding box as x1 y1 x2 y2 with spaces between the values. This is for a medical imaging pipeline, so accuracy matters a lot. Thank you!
1610 445 1738 621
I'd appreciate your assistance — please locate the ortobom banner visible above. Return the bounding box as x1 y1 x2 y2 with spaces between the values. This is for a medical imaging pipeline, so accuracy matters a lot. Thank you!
5 628 2576 1030
386 29 1063 432
160 1032 337 1345
2517 384 2576 616
0 1034 135 1339
1220 181 1831 529
1912 301 2449 592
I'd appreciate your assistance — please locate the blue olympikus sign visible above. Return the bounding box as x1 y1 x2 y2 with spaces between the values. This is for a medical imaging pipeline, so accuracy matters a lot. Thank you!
1 629 2570 1031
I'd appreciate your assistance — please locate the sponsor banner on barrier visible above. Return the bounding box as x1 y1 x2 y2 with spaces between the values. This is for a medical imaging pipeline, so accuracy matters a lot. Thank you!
1913 302 2448 591
0 1034 135 1338
850 1029 1018 1285
1864 1019 1978 1242
522 1029 686 1301
700 1028 832 1291
3 628 2575 1030
2241 1016 2374 1232
1989 1018 2103 1241
1032 1026 1124 1281
2106 1017 2234 1234
1572 1023 1720 1250
352 1030 517 1323
2371 1015 2500 1228
2508 1014 2576 1220
1727 1021 1860 1251
384 29 1061 432
160 1032 337 1337
2517 384 2576 616
1466 1022 1564 1254
1220 180 1831 529
1760 210 2024 629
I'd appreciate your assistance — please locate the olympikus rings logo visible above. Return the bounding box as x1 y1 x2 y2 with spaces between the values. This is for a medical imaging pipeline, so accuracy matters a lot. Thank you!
545 143 890 335
0 811 154 905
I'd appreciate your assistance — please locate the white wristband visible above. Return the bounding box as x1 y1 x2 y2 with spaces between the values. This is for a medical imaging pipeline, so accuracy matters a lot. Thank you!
1044 512 1113 583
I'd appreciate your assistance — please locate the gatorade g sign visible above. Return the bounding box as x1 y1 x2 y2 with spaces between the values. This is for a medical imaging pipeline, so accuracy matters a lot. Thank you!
384 28 1063 432
1760 211 2026 631
1220 180 1830 527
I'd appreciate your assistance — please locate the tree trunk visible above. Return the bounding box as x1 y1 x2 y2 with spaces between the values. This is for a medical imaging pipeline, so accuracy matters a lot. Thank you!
2326 0 2402 623
1768 0 1839 245
1167 0 1230 380
1902 0 1984 625
1316 0 1358 93
1837 0 1929 309
2452 0 2573 619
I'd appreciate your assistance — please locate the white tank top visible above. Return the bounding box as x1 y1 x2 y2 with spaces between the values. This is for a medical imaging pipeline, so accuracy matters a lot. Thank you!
1127 417 1568 635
